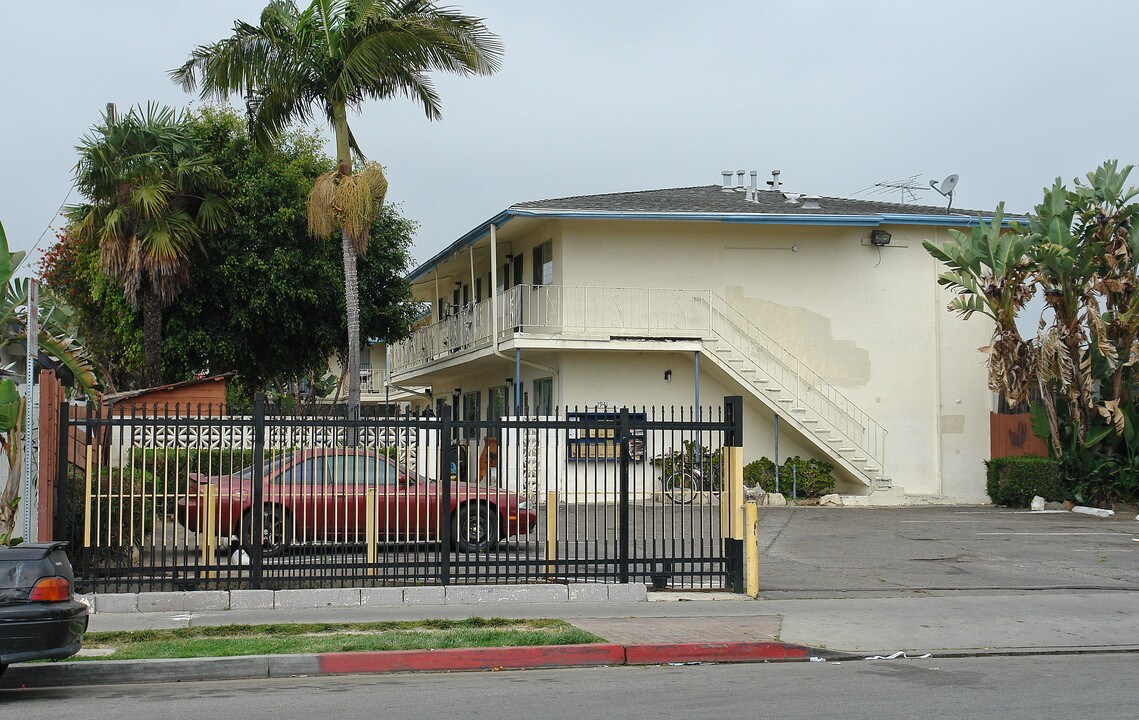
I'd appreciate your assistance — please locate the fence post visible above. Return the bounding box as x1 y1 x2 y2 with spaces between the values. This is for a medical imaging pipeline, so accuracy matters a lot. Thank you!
618 406 630 584
439 405 453 586
724 396 745 592
54 402 70 543
250 392 266 589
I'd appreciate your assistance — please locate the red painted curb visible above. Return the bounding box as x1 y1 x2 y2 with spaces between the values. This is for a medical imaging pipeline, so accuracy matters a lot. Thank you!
319 643 627 674
624 641 808 665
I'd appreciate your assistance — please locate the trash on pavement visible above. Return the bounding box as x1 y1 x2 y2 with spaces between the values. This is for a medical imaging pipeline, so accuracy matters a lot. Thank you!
864 651 933 660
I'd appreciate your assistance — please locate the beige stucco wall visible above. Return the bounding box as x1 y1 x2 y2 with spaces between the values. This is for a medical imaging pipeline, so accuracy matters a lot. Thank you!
551 219 992 499
405 214 993 500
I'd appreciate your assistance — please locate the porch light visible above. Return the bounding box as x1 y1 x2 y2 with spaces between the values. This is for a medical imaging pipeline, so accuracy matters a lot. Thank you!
870 229 892 246
664 370 672 382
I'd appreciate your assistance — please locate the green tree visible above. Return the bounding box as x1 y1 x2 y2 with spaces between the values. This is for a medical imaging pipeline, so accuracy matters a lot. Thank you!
924 161 1139 504
42 107 417 402
171 0 502 418
68 104 228 387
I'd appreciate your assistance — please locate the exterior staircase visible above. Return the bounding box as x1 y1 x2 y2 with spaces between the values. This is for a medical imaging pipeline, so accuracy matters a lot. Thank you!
698 292 886 487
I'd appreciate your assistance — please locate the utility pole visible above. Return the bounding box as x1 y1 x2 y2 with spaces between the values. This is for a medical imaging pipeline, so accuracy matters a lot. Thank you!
21 280 37 540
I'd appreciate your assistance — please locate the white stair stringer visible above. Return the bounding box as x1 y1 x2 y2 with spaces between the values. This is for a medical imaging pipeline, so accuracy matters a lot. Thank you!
698 298 887 487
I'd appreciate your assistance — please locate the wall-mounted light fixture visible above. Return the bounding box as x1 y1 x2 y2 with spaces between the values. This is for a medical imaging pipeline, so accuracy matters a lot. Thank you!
664 370 672 382
870 229 892 246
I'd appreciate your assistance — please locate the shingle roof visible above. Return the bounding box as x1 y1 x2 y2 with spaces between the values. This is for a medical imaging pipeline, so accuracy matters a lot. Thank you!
512 184 990 218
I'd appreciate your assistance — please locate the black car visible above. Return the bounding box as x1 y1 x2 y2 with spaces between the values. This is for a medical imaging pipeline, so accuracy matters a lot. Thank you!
0 541 89 676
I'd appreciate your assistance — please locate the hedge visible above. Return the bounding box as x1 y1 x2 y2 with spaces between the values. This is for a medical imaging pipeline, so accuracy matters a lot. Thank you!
985 456 1064 507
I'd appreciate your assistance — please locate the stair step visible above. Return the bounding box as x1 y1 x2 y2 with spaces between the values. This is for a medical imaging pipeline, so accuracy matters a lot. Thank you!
790 407 807 414
863 466 880 473
838 447 855 453
777 398 794 404
826 438 842 444
739 368 756 374
751 378 769 384
800 418 819 425
715 348 732 355
852 456 867 462
764 387 780 393
727 357 743 363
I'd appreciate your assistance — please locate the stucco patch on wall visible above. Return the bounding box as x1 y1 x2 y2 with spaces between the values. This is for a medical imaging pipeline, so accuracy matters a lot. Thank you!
940 415 966 434
724 286 871 387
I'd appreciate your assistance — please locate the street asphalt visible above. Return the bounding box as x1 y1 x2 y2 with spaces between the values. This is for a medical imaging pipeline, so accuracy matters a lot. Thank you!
3 505 1136 688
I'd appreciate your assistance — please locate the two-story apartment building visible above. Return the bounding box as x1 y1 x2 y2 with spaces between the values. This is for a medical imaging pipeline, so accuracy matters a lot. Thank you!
386 171 1000 503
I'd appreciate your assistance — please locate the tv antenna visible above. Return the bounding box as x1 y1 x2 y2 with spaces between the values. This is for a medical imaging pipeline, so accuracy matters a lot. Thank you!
853 175 927 204
929 173 959 214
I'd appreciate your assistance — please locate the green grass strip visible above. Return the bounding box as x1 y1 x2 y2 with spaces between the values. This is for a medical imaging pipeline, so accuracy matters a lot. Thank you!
79 618 602 661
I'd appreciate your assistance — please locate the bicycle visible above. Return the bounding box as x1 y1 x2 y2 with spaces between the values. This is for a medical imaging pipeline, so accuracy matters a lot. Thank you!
656 441 723 504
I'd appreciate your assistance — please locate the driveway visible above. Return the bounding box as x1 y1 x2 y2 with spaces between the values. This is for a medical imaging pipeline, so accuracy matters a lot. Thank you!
756 505 1138 598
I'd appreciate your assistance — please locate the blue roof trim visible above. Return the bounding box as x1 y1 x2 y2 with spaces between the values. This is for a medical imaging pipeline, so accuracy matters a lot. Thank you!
407 211 514 282
406 207 1020 281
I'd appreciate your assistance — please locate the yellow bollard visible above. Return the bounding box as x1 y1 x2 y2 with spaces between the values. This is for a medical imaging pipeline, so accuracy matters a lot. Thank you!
199 484 217 578
744 500 759 598
365 487 378 575
545 491 559 578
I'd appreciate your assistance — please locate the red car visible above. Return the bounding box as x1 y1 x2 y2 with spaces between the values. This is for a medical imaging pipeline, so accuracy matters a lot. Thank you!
178 448 536 555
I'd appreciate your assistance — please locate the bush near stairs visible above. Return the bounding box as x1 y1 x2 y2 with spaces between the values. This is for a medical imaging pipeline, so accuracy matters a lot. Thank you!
745 456 836 497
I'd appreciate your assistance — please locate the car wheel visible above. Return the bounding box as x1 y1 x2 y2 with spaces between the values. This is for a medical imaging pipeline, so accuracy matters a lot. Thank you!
453 502 499 553
242 505 293 558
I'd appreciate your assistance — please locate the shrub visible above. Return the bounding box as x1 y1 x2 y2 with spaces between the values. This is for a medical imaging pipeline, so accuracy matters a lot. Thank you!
744 456 835 497
985 456 1064 507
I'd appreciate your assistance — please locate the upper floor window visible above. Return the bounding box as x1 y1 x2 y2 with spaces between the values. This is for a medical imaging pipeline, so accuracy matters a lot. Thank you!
533 241 553 285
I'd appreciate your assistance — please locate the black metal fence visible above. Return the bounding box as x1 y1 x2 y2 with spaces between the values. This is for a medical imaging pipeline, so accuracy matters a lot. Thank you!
61 395 742 593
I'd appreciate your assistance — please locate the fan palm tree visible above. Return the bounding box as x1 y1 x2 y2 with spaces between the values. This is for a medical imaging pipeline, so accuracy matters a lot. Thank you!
69 104 228 386
171 0 502 417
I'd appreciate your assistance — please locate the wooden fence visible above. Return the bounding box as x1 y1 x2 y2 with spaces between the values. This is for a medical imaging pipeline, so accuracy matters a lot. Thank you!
989 412 1048 459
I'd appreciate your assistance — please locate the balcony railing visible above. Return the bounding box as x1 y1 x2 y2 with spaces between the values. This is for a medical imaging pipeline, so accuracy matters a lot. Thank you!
390 285 712 374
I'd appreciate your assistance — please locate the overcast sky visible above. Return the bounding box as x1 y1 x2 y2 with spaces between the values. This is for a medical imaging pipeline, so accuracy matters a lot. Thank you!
3 0 1138 277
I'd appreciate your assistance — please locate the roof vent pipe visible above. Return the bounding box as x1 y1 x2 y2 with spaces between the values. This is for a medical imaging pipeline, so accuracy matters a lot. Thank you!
736 170 746 191
767 170 782 191
721 170 734 192
801 195 821 210
747 171 759 202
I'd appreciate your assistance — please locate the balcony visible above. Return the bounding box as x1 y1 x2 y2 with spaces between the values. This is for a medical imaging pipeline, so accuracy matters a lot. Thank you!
390 285 713 376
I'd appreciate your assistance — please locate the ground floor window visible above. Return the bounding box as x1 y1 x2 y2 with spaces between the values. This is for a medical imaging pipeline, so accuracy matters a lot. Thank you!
463 390 481 438
489 385 508 420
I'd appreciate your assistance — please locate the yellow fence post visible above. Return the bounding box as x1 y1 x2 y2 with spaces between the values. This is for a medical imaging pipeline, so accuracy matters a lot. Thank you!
744 500 759 598
199 484 217 578
365 487 378 576
545 491 559 578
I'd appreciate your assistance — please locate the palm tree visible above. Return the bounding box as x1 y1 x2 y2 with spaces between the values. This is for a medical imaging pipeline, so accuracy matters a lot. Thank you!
69 104 227 386
171 0 502 417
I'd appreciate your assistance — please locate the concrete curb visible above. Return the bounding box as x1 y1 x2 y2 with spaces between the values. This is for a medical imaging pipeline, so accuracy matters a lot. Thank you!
79 584 649 613
0 641 824 689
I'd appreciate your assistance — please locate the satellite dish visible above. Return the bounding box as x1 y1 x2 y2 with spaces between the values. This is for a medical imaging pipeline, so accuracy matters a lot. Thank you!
929 173 959 213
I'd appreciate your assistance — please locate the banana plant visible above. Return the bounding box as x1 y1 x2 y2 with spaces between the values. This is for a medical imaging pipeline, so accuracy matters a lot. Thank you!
0 219 103 544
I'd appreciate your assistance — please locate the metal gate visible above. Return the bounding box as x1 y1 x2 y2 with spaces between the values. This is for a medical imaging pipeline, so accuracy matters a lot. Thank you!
60 395 742 593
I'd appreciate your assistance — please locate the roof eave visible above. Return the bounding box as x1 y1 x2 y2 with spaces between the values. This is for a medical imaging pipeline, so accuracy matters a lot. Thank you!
405 207 1020 282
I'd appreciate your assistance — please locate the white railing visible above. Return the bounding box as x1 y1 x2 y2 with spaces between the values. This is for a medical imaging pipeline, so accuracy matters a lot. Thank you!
705 295 886 472
391 284 885 475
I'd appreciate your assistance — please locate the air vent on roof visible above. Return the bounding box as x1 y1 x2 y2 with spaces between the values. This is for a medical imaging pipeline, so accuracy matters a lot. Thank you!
721 170 734 192
801 195 821 210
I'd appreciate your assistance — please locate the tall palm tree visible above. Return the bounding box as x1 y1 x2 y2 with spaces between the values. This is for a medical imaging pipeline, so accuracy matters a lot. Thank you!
171 0 502 417
69 104 227 386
